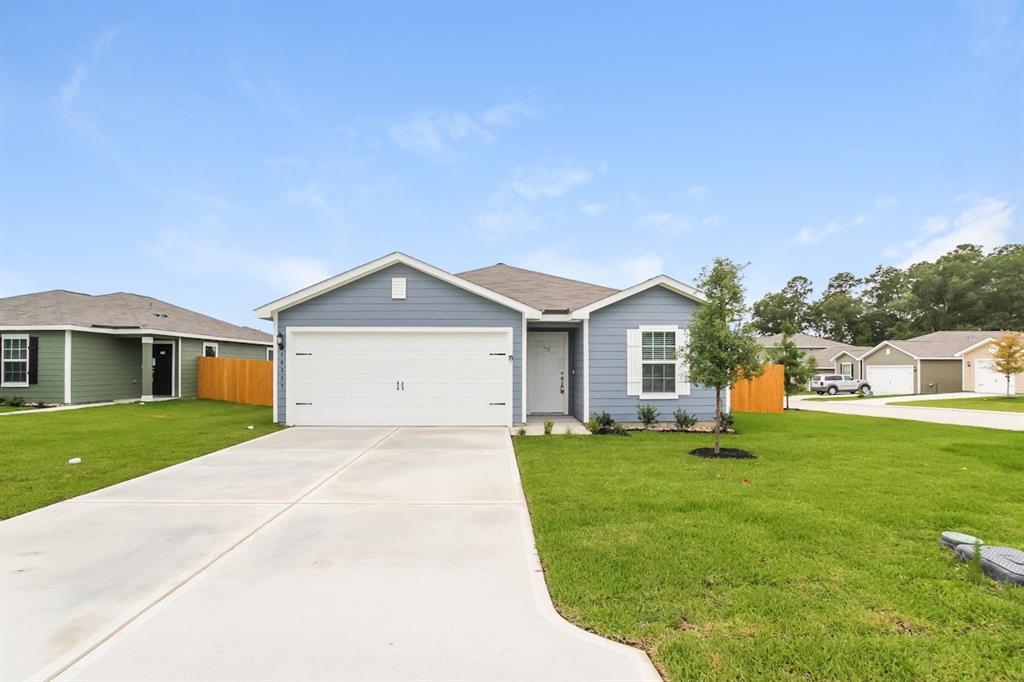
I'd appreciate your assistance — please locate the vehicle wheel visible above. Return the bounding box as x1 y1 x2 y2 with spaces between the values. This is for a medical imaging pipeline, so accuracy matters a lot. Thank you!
859 384 871 394
816 391 824 395
827 386 838 395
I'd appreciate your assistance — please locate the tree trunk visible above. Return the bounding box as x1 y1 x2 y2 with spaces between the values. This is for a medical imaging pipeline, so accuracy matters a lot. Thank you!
1008 375 1012 398
714 386 722 454
785 389 790 410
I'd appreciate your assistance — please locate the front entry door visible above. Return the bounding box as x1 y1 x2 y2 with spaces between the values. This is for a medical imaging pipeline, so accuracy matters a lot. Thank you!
527 332 568 414
153 343 174 396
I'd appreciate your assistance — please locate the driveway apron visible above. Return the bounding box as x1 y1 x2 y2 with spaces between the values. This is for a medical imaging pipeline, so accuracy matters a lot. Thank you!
1 427 658 682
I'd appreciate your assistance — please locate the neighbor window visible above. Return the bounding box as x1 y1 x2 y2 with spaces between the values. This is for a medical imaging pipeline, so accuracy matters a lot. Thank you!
203 342 219 358
641 330 676 394
840 362 853 375
266 347 274 362
1 334 29 387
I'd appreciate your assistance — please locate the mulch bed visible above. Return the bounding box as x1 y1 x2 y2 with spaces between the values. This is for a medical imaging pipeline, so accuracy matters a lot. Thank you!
689 447 756 459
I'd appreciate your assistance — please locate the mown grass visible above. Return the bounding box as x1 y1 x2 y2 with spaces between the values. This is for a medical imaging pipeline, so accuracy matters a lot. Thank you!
1 399 282 519
896 395 1024 413
515 411 1024 681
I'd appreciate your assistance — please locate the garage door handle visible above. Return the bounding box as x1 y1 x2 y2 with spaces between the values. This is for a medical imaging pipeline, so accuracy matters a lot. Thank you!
401 381 405 391
396 381 400 391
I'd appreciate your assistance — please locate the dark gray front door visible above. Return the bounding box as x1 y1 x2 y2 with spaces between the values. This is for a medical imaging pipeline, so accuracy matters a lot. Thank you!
153 343 174 396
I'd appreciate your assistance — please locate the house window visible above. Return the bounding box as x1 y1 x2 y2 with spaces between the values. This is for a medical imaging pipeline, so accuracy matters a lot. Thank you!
642 331 676 394
203 342 219 358
266 347 274 362
840 362 853 375
1 334 29 387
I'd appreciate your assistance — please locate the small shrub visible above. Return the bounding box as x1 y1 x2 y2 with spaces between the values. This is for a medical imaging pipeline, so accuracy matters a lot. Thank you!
611 423 629 436
636 404 658 429
587 411 630 436
0 396 7 405
32 402 48 409
718 411 735 432
673 408 697 431
516 427 526 437
7 396 24 407
543 419 554 435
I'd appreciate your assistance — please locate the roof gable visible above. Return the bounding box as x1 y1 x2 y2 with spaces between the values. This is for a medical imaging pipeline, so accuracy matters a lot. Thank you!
457 263 617 312
571 275 707 318
254 252 543 319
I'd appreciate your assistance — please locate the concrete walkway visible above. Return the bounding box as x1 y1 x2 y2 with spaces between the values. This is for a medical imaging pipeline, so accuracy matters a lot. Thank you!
792 393 1024 431
1 427 658 682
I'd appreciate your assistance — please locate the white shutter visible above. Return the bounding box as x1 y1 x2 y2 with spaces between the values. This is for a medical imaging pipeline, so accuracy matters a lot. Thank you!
676 327 690 396
626 328 642 396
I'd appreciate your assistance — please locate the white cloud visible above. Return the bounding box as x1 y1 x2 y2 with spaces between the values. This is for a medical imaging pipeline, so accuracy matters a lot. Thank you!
285 184 328 209
509 161 593 200
796 220 843 244
886 197 1016 266
635 211 693 234
686 185 709 202
472 205 542 239
144 223 331 292
390 102 537 161
873 196 897 210
580 202 607 217
517 249 664 288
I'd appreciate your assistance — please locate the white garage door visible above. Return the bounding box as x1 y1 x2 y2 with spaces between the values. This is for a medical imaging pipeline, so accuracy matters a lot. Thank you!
975 360 1015 395
287 328 513 426
866 365 915 395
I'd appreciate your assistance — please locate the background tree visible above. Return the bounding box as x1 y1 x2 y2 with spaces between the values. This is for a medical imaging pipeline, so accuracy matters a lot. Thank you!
767 325 819 409
861 265 911 342
905 244 985 333
808 272 865 344
686 257 764 454
990 333 1024 398
751 276 813 334
981 245 1024 331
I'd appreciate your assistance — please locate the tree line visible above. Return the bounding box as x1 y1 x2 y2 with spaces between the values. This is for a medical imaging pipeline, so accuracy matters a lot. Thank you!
750 243 1024 345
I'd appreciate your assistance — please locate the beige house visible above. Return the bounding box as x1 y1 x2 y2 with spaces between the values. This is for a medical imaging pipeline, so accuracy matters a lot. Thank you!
957 333 1023 395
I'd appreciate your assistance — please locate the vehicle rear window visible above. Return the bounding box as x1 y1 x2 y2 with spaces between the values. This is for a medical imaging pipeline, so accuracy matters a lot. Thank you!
813 375 823 381
826 375 842 381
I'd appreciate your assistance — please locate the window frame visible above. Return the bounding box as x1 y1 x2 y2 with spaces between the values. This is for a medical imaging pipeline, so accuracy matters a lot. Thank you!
266 347 274 362
840 361 853 376
202 342 219 358
1 333 30 388
639 325 681 399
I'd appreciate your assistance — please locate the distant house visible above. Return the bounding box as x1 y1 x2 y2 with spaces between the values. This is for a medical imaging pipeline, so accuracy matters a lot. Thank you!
0 290 272 405
844 331 1020 396
755 332 860 375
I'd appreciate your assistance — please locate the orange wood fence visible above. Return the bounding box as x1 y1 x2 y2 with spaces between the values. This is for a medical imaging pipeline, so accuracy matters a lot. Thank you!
730 363 784 413
197 357 273 407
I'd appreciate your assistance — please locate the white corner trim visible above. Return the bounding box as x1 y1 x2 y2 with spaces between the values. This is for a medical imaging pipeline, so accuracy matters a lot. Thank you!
177 336 183 398
582 318 590 420
141 336 154 344
521 314 527 425
572 275 706 319
272 312 279 423
725 385 732 413
253 252 543 320
64 330 72 403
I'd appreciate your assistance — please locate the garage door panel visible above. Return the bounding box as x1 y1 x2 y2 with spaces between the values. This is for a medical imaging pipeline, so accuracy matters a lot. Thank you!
865 365 914 395
975 360 1015 395
288 329 512 426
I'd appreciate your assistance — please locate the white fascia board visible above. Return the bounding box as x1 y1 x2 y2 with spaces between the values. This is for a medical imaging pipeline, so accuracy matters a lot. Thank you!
253 252 542 320
571 275 707 319
829 349 864 362
860 340 919 361
954 337 998 357
0 325 271 346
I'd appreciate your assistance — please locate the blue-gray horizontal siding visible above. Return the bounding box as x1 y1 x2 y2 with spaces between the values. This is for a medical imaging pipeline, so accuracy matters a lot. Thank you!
588 286 718 422
276 263 522 424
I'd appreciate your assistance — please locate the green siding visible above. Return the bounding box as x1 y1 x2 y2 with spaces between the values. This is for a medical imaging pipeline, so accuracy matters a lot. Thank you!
0 330 65 404
863 345 915 366
179 339 270 398
919 359 963 394
70 332 143 403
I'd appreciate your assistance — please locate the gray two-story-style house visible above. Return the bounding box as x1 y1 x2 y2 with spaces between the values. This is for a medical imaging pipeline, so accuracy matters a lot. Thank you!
0 290 272 405
255 252 719 427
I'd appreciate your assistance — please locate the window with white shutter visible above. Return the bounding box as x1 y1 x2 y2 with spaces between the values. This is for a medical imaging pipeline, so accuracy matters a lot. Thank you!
627 326 690 398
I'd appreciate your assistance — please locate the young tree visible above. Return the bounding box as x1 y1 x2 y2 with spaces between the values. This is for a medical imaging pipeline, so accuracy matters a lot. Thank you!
685 258 764 453
767 325 819 409
991 333 1024 398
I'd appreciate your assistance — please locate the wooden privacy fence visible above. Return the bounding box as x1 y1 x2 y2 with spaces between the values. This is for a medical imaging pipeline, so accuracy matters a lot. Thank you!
197 357 273 407
730 363 784 413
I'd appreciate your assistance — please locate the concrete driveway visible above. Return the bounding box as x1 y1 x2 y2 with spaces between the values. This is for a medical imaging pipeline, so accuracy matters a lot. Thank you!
2 427 658 682
792 393 1024 431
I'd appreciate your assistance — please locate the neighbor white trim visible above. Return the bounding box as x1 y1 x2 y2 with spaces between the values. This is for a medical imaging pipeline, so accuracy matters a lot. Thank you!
861 340 919 361
954 337 999 357
177 336 183 398
64 330 72 403
828 348 865 362
572 275 706 319
1 333 30 388
582 318 590 420
0 325 271 346
521 314 527 425
254 252 543 319
272 312 279 423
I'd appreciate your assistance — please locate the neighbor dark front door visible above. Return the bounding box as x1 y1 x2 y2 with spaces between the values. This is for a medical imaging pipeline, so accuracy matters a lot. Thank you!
153 343 174 396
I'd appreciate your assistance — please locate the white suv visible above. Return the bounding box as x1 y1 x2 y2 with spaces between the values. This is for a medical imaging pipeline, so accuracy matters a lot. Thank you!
811 374 871 395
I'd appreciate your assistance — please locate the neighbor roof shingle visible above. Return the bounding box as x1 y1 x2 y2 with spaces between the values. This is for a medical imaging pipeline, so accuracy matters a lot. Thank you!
0 290 272 343
457 263 618 312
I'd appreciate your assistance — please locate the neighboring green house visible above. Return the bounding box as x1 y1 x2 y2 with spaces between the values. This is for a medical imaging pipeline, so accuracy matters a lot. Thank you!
0 290 272 405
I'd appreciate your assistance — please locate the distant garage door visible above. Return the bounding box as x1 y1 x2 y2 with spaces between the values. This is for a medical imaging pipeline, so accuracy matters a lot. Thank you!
975 360 1015 395
286 328 513 426
866 365 915 395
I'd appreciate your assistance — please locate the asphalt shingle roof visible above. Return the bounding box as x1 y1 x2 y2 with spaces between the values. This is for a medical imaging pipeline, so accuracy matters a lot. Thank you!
458 263 618 312
0 290 271 344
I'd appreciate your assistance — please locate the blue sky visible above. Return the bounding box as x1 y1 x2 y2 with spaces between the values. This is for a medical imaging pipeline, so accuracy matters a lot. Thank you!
2 1 1021 330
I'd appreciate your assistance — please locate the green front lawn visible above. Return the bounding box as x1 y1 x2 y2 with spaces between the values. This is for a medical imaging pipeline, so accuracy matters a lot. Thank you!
515 412 1024 681
0 405 37 413
1 399 283 519
895 395 1024 413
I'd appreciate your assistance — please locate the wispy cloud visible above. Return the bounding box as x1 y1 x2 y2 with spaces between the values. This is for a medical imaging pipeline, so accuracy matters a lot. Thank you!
686 185 709 201
518 248 665 288
389 101 539 161
795 197 890 244
635 211 693 234
509 161 594 200
580 202 607 217
883 197 1016 266
796 220 843 244
873 196 897 210
57 26 121 147
472 205 542 239
285 183 328 209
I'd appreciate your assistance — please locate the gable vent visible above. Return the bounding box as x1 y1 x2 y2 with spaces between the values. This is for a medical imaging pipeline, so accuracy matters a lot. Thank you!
391 277 407 299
